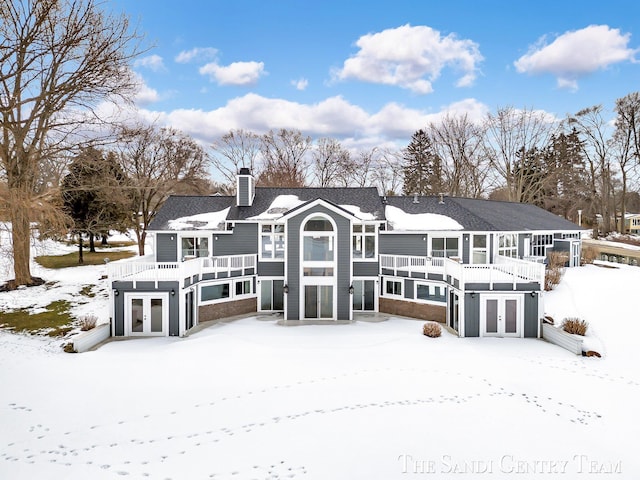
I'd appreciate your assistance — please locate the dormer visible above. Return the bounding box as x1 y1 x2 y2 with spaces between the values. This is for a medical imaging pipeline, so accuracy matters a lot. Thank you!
236 167 255 207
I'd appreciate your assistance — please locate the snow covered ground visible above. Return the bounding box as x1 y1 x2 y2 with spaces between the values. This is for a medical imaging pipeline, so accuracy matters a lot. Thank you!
1 237 639 479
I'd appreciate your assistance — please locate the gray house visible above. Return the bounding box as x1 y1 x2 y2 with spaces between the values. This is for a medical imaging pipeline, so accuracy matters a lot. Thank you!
109 169 584 339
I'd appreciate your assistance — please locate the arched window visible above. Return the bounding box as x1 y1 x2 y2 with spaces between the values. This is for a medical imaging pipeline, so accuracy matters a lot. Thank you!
303 216 333 232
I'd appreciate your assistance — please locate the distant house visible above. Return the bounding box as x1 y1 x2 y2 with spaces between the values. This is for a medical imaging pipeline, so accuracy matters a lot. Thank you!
622 213 640 235
108 169 584 339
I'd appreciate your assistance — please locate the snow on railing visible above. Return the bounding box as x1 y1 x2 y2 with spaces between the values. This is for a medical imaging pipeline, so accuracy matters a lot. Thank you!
380 255 444 276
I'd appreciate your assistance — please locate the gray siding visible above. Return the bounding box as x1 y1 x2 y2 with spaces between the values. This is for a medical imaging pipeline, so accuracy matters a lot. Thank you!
286 204 351 320
464 293 480 337
379 233 427 256
518 233 532 258
258 261 285 277
214 223 258 255
462 234 470 263
404 279 414 299
237 176 251 206
524 293 539 338
112 281 180 336
156 233 178 262
353 262 379 277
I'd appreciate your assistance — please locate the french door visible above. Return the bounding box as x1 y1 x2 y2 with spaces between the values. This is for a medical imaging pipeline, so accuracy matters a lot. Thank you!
481 295 521 337
125 293 169 336
304 285 334 319
352 280 376 311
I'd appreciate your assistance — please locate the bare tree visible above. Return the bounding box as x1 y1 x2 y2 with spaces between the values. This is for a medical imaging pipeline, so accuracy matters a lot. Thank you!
310 137 353 187
117 125 210 255
210 129 261 191
568 106 615 234
371 148 404 195
349 148 379 188
613 92 640 232
0 0 142 288
483 107 557 203
429 113 487 197
257 129 311 187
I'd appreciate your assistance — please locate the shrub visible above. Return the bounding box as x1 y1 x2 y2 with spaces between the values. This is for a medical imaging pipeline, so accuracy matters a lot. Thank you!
422 322 442 338
544 251 569 291
79 314 98 331
544 267 562 291
561 317 588 336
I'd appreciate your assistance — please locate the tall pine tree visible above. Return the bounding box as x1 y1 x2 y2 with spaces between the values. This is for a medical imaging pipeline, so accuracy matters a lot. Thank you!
402 129 443 196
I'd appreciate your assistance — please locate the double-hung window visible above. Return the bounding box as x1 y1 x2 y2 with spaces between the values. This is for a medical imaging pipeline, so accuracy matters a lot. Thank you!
261 224 285 260
352 224 376 259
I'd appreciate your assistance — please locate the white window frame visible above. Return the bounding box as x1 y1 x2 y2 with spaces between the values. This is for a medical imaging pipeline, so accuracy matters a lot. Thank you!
384 278 403 298
497 233 518 258
414 281 447 304
199 277 255 306
259 223 285 261
471 234 488 264
430 236 460 258
532 234 554 257
258 278 285 312
352 223 377 261
181 235 210 260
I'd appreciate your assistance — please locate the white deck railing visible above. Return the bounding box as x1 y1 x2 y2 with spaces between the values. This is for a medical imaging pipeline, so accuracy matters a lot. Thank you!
108 254 257 282
380 254 545 289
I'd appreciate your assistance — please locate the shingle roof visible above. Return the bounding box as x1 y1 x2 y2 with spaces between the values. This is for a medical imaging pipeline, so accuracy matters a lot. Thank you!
149 190 582 233
385 195 582 231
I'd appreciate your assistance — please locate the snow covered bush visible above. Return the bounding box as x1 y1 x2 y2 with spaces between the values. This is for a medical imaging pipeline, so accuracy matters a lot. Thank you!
422 322 442 338
79 314 97 331
561 317 588 336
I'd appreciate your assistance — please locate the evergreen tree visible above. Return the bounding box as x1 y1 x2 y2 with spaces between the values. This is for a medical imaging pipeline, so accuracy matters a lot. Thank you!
61 148 132 262
402 129 443 195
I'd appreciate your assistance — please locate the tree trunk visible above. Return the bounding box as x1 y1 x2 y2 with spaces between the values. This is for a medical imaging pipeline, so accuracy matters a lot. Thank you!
78 234 84 264
89 232 96 253
136 229 146 256
9 187 33 286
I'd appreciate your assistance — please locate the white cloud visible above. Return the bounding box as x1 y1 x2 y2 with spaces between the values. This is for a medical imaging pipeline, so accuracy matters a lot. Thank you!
291 77 309 90
514 25 637 90
132 72 159 105
134 54 166 72
199 61 266 86
127 93 489 149
174 47 218 64
332 24 483 94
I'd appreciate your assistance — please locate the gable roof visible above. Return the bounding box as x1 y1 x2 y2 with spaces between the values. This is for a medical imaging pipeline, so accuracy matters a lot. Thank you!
385 195 582 232
227 187 385 221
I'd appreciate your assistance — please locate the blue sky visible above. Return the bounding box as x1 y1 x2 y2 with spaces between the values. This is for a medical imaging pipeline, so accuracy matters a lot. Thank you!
110 0 640 149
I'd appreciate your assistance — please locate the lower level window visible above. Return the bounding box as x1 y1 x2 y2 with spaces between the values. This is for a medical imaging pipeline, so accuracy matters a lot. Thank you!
416 282 446 303
201 283 229 302
385 279 402 296
235 279 252 296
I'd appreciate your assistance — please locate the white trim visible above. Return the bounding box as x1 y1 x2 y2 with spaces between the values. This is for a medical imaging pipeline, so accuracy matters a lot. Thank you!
479 294 523 338
198 276 256 306
382 277 403 299
279 198 360 222
123 292 170 337
414 280 447 305
351 277 378 313
299 212 338 320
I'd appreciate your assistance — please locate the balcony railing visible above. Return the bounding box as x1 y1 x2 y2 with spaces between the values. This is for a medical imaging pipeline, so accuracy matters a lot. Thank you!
108 254 257 282
379 254 545 289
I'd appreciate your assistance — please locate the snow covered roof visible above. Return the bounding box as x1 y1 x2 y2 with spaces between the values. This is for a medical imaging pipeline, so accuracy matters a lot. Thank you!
385 205 463 231
167 208 230 231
